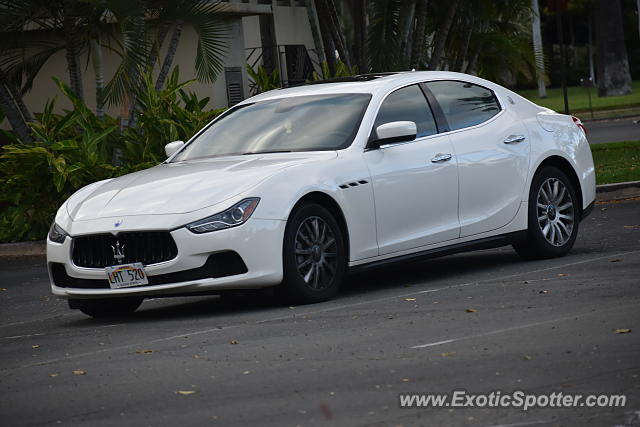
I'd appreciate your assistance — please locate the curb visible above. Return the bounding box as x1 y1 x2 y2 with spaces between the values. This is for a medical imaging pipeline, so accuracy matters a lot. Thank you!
2 181 640 258
596 180 640 202
0 240 45 258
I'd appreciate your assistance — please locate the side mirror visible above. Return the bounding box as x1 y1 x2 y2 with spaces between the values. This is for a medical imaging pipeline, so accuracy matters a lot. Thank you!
369 121 417 148
164 140 185 158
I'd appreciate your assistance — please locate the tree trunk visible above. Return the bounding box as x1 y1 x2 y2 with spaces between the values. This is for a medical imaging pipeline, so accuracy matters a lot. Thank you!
315 0 337 74
637 0 640 42
91 38 105 119
324 0 351 68
156 20 184 91
147 21 172 72
428 0 459 70
453 16 473 72
400 1 416 63
465 39 484 75
306 0 326 64
531 0 547 98
410 0 429 69
0 78 32 143
587 12 596 86
62 0 84 101
595 0 632 96
349 0 368 73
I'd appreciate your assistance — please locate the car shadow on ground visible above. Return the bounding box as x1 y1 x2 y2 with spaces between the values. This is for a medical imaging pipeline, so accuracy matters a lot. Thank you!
64 247 543 326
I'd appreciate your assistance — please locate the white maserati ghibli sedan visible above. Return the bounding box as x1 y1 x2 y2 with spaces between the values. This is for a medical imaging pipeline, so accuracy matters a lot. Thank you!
47 71 596 317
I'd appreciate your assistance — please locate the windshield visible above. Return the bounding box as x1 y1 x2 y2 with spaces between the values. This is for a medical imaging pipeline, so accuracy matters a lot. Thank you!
172 93 371 161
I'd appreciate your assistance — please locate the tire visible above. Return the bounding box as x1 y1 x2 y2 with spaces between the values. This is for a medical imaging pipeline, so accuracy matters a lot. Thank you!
280 203 347 304
513 166 580 259
69 297 143 318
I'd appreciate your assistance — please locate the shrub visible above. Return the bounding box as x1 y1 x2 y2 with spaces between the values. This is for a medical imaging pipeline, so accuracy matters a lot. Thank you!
0 69 224 242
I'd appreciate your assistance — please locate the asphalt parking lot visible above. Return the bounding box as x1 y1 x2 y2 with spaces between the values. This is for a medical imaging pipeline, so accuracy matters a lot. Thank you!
1 198 639 427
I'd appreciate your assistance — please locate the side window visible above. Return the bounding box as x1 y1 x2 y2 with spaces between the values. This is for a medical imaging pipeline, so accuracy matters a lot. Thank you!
373 84 438 138
426 80 501 131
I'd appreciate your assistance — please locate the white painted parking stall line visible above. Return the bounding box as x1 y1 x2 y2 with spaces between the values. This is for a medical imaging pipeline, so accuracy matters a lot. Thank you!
410 303 638 349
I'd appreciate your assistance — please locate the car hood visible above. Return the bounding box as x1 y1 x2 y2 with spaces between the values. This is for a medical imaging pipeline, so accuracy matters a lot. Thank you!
67 153 336 220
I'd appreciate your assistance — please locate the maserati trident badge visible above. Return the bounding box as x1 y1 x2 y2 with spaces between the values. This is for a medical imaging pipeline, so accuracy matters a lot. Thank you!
111 241 126 264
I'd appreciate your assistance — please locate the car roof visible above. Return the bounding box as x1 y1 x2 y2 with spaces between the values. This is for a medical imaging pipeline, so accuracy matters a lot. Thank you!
240 71 506 105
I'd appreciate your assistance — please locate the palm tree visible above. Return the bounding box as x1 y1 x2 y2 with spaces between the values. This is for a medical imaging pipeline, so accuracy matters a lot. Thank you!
531 0 546 97
367 0 403 71
428 0 460 70
149 0 228 91
410 0 428 69
595 0 632 96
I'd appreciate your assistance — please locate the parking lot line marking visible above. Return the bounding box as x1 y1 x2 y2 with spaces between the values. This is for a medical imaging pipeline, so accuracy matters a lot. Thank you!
411 339 454 348
0 332 45 340
410 303 638 349
13 250 637 370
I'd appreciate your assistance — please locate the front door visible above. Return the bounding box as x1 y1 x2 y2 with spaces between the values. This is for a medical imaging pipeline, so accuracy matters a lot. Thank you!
364 84 460 255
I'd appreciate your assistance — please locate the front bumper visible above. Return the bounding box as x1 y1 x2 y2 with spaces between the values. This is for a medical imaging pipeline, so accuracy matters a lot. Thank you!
47 218 286 299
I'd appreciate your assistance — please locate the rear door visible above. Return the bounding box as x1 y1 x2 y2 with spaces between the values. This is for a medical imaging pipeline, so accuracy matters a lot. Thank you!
364 84 460 255
424 80 530 237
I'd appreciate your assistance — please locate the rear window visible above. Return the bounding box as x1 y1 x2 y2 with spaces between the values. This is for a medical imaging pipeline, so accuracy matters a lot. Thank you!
425 80 501 131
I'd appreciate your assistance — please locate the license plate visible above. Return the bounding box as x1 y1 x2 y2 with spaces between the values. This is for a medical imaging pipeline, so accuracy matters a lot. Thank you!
105 263 149 289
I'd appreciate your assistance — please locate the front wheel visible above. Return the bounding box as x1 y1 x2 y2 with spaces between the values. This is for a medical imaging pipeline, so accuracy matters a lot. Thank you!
280 203 347 303
69 297 143 318
513 166 580 259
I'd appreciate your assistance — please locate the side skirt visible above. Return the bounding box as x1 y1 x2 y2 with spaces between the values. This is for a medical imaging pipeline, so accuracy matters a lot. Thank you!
349 231 527 274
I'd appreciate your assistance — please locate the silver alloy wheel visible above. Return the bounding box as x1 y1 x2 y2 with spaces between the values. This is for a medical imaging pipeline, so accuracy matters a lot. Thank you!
294 216 338 290
536 178 574 247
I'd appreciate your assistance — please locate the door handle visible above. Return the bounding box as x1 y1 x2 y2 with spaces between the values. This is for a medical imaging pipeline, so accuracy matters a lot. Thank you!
503 134 526 144
431 153 452 163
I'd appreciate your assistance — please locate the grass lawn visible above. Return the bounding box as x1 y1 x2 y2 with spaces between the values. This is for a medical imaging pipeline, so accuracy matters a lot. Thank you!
591 141 640 185
518 81 640 113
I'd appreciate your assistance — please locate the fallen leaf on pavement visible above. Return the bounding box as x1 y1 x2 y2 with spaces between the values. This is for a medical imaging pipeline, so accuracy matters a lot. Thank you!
319 403 333 419
615 329 632 334
404 298 416 302
623 225 638 229
135 349 153 354
0 288 6 291
523 355 532 360
32 345 40 349
192 354 200 359
558 273 568 277
441 352 455 357
539 290 549 294
176 390 197 396
48 373 59 377
230 340 238 345
466 308 477 313
72 370 86 375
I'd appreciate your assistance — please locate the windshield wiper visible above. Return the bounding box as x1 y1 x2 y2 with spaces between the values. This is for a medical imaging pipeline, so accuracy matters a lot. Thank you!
242 150 293 155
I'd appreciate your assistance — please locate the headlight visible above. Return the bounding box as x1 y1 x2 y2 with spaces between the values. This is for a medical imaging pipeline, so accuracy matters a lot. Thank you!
48 222 68 243
186 198 260 234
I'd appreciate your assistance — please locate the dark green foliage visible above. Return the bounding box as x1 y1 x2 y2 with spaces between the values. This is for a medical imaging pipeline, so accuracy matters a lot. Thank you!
0 69 224 242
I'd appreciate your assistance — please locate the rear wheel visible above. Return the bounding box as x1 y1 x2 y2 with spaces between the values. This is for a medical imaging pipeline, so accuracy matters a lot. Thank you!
69 297 143 318
513 166 580 259
281 203 346 303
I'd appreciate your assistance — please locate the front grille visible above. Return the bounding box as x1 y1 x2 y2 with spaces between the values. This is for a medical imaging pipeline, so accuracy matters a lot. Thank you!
72 232 178 268
51 252 248 289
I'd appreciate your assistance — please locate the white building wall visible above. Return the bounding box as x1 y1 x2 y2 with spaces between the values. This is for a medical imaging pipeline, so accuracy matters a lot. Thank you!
2 3 319 128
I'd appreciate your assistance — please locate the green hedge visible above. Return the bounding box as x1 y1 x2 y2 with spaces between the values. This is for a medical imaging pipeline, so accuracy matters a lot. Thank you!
0 69 225 242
